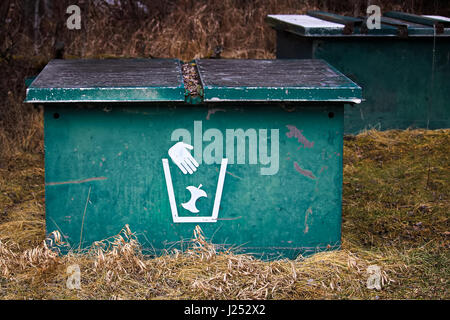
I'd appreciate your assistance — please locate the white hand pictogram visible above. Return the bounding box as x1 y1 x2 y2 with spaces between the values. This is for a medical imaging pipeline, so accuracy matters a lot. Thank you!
168 142 199 174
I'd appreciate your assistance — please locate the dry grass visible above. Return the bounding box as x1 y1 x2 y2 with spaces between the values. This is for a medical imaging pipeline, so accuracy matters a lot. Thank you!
343 129 450 250
0 224 401 300
0 0 449 300
0 129 448 300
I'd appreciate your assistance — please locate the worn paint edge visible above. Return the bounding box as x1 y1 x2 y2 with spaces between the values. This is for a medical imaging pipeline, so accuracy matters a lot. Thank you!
46 176 107 186
202 87 362 103
25 86 186 103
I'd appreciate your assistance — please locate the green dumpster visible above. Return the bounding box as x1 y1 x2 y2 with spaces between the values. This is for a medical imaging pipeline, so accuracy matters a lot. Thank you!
25 58 361 259
266 12 450 134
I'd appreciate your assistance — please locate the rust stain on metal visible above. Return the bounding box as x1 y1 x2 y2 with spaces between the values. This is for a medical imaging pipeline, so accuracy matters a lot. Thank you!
294 162 316 179
225 170 243 180
286 125 315 148
206 108 226 120
46 177 108 186
215 167 243 180
319 165 329 174
282 105 296 112
217 216 243 221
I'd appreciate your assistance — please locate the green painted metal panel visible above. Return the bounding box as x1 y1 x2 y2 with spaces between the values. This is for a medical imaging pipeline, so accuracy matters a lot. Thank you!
196 59 362 103
43 102 344 259
25 59 185 102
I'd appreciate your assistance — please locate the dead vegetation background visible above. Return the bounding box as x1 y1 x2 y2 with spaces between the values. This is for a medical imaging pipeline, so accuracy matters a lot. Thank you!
1 0 449 159
0 0 449 299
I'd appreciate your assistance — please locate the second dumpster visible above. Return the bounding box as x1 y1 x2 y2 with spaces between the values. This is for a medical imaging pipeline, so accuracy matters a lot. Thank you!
266 12 450 134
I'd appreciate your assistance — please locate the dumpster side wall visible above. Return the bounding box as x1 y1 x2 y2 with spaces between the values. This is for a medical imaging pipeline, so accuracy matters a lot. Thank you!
43 103 344 259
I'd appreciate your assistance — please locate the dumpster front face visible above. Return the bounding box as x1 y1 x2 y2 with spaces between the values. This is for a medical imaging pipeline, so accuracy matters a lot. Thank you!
26 58 361 259
267 14 450 134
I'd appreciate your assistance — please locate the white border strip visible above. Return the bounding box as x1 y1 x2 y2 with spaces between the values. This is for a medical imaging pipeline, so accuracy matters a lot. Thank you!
162 158 179 223
211 158 228 221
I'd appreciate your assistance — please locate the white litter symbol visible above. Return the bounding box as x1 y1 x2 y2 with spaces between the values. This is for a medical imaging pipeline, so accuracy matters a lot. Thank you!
162 142 227 223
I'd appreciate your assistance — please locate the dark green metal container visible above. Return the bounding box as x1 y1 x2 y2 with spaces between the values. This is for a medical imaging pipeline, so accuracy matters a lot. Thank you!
25 58 361 259
266 12 450 134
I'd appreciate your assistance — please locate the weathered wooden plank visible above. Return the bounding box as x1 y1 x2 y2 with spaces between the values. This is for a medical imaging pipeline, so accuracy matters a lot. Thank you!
196 59 362 103
26 59 185 102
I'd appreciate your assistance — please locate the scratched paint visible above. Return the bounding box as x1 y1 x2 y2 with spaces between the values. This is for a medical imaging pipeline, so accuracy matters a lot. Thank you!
286 125 315 148
294 162 317 179
304 207 313 234
46 176 107 186
206 108 226 120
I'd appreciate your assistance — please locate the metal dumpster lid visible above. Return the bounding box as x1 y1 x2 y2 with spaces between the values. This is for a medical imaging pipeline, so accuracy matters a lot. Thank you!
25 59 185 103
266 12 450 37
196 59 362 103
